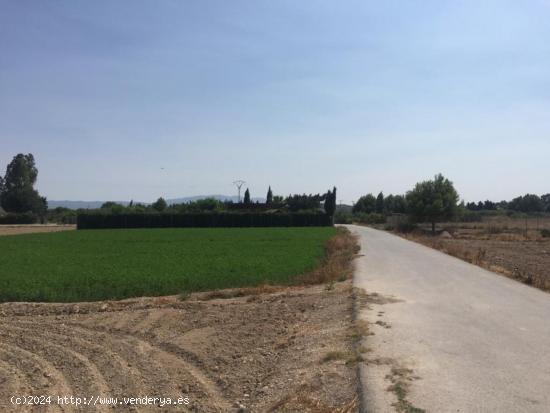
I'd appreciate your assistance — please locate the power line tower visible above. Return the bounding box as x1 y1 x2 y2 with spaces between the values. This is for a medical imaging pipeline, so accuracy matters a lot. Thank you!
233 180 246 203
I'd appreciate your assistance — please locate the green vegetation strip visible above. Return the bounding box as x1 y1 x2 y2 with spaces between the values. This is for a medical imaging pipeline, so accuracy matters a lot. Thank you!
0 227 336 303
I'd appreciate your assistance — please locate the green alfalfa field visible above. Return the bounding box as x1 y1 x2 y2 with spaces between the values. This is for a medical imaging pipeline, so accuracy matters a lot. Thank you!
0 227 336 302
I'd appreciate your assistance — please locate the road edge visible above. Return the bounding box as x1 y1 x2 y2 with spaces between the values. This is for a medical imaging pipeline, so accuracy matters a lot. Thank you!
349 226 368 413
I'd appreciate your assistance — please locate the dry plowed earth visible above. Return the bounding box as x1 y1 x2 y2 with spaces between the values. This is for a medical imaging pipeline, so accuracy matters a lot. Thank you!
0 282 357 413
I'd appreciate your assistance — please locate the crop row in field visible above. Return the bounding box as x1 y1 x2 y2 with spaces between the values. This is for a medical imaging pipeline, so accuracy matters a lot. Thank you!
0 227 336 302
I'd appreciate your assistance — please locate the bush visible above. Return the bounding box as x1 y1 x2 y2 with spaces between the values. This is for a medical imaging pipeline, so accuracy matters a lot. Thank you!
541 229 550 238
354 213 386 225
458 210 483 222
485 225 504 234
396 221 417 233
46 207 77 224
77 212 332 229
334 210 353 224
0 212 38 225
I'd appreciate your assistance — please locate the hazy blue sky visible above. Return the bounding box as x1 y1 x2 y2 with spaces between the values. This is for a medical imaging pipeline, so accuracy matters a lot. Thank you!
1 1 549 204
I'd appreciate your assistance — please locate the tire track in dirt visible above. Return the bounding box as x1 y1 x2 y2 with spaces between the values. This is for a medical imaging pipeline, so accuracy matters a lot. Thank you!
3 320 147 395
0 358 33 413
0 344 73 413
1 314 232 412
1 325 112 408
67 318 233 411
4 320 191 398
1 282 358 412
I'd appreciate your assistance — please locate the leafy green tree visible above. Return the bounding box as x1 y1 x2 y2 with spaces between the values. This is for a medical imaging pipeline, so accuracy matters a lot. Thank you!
483 200 497 210
131 203 148 213
406 173 459 234
508 194 543 213
383 194 394 213
197 198 224 211
100 201 125 214
324 187 337 218
393 195 407 213
353 194 376 214
384 194 407 214
266 186 273 205
152 197 168 212
0 153 47 214
190 198 223 211
101 201 120 209
376 192 384 213
243 188 251 204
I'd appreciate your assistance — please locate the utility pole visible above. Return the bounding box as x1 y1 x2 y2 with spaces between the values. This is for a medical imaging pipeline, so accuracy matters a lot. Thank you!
233 180 246 203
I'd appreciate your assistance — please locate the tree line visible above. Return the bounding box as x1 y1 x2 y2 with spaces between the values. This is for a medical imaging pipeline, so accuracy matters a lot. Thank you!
99 187 337 217
465 194 550 213
0 153 338 224
348 174 550 233
79 187 337 229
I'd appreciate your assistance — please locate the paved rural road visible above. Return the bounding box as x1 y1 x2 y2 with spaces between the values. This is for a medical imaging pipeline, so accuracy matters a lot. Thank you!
349 225 550 413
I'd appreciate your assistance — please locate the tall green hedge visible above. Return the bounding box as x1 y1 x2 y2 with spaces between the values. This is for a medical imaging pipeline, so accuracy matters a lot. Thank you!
77 212 332 229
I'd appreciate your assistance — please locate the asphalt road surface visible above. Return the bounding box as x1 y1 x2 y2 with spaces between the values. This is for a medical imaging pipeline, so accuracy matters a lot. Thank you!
349 225 550 413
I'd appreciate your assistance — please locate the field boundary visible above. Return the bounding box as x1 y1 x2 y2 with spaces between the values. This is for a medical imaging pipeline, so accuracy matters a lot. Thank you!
296 226 360 285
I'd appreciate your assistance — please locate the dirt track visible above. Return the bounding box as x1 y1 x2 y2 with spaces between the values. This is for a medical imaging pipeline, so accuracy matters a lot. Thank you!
0 282 357 412
0 225 75 236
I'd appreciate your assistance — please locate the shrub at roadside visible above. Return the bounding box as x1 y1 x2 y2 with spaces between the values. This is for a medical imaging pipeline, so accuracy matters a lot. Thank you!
395 221 417 233
297 227 360 285
354 212 386 225
334 209 353 224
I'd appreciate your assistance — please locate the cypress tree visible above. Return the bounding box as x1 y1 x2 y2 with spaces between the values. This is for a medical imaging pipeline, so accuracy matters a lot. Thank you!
324 187 337 218
376 191 384 213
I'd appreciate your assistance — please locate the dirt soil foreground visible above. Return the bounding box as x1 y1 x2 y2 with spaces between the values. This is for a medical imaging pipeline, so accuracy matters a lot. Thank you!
0 282 358 413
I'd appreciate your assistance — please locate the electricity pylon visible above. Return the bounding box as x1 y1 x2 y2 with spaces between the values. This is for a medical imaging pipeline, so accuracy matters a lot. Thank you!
233 180 246 203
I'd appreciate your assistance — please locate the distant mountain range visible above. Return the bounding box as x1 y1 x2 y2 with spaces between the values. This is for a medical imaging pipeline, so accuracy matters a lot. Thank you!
48 195 265 210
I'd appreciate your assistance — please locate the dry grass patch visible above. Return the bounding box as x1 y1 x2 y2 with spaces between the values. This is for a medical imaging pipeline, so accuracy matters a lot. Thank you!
0 224 75 236
321 351 350 363
297 227 360 285
321 350 364 365
386 366 425 413
192 284 283 301
402 231 550 291
268 384 359 413
349 319 371 340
